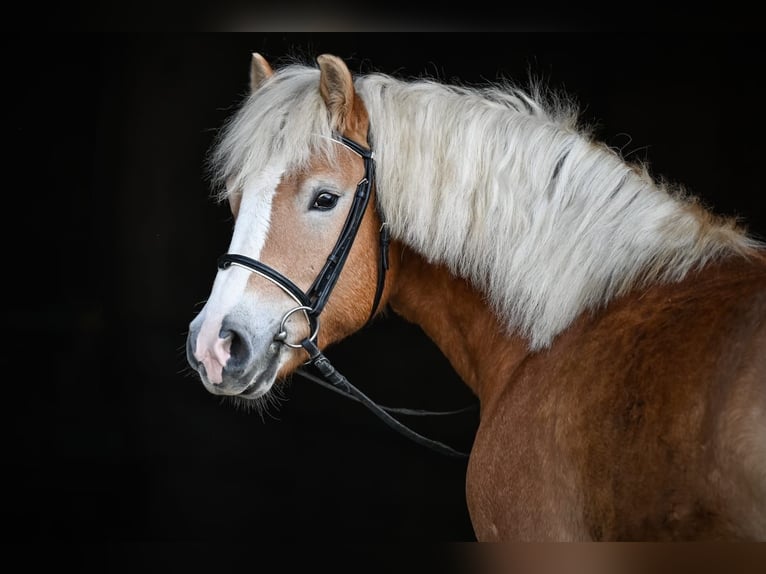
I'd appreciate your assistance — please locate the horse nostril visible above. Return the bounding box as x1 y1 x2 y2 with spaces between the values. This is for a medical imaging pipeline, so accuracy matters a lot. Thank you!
230 332 242 360
219 326 249 372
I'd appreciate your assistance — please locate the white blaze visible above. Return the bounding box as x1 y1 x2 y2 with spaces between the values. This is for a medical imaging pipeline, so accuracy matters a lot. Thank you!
193 164 284 383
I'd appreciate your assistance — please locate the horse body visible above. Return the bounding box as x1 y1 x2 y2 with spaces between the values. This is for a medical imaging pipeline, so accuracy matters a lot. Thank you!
475 257 766 541
391 242 766 540
187 53 766 540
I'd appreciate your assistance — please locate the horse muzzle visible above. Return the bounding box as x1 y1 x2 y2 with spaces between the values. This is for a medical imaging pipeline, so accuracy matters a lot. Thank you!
186 314 283 398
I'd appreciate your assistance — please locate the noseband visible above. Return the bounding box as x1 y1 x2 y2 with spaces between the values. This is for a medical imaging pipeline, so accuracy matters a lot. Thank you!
217 134 472 459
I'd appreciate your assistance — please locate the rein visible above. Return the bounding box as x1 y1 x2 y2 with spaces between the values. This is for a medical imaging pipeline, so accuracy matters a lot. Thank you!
218 134 473 459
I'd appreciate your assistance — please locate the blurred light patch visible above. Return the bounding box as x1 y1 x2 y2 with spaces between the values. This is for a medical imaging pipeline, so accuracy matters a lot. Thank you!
452 542 766 574
203 2 582 31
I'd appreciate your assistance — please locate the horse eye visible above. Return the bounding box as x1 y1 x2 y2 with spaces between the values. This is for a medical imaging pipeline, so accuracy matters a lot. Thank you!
312 191 339 211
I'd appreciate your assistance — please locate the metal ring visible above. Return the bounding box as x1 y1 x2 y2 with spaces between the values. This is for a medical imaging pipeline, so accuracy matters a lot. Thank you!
274 305 319 349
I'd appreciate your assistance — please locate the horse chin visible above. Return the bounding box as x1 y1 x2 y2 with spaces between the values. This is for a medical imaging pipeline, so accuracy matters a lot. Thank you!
199 351 282 400
231 355 283 400
237 376 276 399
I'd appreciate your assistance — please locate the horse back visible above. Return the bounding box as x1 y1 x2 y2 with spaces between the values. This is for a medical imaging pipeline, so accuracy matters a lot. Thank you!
469 251 766 540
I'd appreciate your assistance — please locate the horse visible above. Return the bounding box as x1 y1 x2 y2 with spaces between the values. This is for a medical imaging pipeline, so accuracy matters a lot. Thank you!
186 52 766 541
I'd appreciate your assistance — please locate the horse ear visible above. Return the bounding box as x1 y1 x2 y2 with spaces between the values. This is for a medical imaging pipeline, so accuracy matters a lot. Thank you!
250 52 273 93
317 54 357 132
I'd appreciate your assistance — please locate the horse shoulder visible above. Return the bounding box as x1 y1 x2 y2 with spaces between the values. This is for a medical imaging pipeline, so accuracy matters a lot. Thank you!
467 252 766 541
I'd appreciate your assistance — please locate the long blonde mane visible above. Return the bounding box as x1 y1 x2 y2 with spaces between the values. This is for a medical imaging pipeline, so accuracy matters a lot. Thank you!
210 61 758 349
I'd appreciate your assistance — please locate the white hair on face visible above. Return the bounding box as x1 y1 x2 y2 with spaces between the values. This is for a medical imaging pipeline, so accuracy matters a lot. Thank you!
193 164 284 358
227 163 285 258
209 61 760 349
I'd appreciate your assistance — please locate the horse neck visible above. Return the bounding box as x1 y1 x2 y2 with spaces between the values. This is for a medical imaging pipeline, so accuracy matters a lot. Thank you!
364 78 758 349
387 243 530 407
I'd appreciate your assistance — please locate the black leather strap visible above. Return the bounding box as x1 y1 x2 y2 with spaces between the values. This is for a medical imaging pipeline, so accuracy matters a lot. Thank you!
299 339 471 459
368 222 390 323
217 254 312 308
306 145 374 316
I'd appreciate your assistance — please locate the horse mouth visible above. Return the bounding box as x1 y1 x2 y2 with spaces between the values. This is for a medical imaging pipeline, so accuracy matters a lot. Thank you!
237 376 274 399
199 352 281 400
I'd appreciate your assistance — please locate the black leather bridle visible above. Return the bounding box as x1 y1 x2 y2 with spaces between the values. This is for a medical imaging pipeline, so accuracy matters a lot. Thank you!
217 134 473 459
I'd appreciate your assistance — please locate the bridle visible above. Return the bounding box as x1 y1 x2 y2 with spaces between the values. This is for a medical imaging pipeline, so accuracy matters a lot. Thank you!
217 134 474 459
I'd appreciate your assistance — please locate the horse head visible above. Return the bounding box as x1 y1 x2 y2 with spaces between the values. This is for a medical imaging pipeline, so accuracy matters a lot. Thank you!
186 53 389 400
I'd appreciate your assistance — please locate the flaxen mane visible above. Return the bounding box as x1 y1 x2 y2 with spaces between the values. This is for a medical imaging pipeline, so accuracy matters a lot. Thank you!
210 61 759 349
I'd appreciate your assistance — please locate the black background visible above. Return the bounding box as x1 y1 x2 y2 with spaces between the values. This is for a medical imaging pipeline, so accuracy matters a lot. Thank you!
6 32 764 544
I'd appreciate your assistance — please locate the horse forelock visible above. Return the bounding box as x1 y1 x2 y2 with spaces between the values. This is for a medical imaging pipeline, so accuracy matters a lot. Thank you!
208 64 341 203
